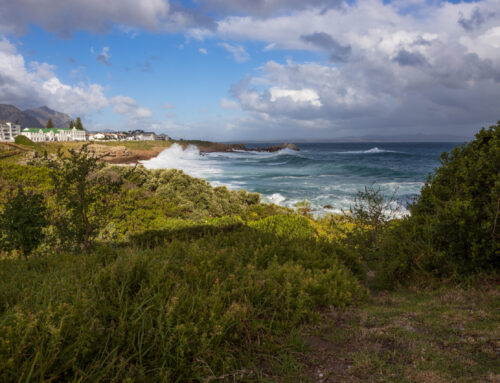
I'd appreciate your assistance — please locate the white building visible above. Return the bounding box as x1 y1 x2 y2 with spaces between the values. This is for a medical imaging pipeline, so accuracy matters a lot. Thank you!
22 127 86 142
0 122 21 141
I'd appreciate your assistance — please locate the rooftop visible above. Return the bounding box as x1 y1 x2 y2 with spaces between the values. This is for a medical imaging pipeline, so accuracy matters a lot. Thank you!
23 127 79 133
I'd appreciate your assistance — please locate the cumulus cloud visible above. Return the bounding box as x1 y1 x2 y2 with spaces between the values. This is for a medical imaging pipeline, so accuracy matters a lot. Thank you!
300 32 351 62
0 0 169 35
217 0 500 136
199 48 208 54
0 37 154 127
392 49 428 67
201 0 343 17
0 0 217 36
458 6 496 32
218 42 249 62
110 96 154 121
0 37 108 115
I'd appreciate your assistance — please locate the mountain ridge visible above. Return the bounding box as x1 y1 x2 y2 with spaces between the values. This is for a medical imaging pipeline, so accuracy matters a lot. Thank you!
0 104 72 129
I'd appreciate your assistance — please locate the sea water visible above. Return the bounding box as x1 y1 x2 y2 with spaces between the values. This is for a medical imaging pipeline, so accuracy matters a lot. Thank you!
141 142 459 215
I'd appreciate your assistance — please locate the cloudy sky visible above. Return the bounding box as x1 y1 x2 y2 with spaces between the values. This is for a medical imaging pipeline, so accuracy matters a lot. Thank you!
0 0 499 140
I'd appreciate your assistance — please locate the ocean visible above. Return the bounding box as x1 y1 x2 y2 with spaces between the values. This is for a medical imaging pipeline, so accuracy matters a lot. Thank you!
141 142 460 215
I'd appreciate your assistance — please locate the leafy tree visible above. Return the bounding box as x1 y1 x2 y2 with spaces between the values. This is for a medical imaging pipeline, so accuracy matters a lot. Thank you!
46 118 55 129
410 122 500 272
47 144 122 253
0 187 47 258
75 117 84 131
69 120 75 129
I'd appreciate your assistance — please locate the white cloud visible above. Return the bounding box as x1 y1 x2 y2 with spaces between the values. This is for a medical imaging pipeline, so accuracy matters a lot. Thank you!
0 37 154 126
269 88 322 107
199 48 208 54
218 0 500 136
0 37 108 115
110 96 154 120
220 98 239 109
218 42 249 62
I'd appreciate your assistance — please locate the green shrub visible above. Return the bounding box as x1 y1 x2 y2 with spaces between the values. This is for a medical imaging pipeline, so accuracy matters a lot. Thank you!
410 122 500 273
14 135 35 147
374 122 500 286
0 224 364 382
0 187 47 257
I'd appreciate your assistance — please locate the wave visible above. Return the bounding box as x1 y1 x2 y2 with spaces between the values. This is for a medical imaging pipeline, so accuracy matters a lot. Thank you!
141 144 223 178
337 147 405 154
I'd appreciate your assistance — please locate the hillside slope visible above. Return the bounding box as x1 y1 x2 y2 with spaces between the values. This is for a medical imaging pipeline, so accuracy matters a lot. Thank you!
0 104 42 128
24 106 72 129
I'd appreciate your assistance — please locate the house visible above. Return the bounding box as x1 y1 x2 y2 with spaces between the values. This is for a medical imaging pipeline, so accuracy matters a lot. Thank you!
135 132 157 140
22 127 86 142
124 130 170 141
155 133 169 141
0 122 21 141
87 133 106 140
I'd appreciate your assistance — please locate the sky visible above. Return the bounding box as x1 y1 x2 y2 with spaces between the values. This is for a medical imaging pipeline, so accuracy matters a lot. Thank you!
0 0 499 140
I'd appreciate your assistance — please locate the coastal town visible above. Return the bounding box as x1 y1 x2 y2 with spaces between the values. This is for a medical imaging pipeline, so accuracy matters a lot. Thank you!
0 119 169 143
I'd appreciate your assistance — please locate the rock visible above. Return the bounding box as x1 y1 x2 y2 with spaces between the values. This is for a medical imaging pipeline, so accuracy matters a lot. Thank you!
281 143 299 151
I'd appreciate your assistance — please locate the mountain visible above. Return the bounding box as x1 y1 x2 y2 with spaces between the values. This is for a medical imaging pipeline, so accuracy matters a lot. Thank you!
0 104 43 128
24 106 73 129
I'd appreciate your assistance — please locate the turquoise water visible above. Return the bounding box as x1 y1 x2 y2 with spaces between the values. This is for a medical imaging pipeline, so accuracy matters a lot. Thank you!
142 142 459 214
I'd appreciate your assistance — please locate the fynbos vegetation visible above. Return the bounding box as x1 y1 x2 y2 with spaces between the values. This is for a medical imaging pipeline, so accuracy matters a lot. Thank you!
0 122 499 381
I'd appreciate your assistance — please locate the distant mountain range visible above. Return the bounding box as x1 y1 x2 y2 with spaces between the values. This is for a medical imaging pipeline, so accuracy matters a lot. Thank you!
0 104 72 129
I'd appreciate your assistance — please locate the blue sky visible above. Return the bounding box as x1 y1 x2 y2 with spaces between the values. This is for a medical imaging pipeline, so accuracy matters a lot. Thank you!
0 0 499 140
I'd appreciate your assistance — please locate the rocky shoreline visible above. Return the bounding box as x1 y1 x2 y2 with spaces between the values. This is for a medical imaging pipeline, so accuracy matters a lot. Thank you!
196 142 300 154
89 142 300 164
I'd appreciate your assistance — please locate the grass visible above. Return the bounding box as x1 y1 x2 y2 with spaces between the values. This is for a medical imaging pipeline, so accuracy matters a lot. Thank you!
301 281 500 382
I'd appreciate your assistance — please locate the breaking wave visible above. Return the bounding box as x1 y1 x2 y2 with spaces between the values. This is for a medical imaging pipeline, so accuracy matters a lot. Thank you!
140 142 455 216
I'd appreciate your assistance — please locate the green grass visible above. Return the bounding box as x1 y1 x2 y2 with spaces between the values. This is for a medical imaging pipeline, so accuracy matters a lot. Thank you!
301 282 500 382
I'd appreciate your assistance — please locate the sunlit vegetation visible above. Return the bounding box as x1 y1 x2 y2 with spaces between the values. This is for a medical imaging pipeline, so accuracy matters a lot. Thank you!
0 121 498 381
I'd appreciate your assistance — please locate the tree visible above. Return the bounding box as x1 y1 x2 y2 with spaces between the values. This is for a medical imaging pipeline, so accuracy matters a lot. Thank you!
69 120 75 129
47 144 122 253
0 187 47 258
46 118 55 129
75 117 84 131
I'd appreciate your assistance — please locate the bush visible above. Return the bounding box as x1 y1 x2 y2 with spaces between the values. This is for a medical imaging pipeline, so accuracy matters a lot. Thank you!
14 135 35 147
410 122 500 273
0 220 365 382
0 187 47 257
374 122 500 286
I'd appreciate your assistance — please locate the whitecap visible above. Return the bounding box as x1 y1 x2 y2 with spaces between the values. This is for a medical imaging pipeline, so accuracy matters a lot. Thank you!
140 143 222 178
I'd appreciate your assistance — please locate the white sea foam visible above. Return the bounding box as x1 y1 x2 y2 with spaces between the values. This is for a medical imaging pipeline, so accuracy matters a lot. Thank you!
337 147 401 154
265 193 287 204
141 144 222 178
